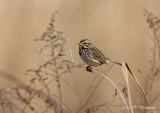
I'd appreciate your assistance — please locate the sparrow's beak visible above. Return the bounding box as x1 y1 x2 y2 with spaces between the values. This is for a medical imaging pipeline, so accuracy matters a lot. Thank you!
78 43 80 45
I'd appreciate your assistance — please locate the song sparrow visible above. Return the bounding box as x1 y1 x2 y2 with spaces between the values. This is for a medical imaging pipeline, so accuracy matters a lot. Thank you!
79 39 121 71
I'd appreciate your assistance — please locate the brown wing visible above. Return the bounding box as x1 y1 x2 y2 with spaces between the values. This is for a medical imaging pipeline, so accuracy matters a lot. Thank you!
88 47 110 63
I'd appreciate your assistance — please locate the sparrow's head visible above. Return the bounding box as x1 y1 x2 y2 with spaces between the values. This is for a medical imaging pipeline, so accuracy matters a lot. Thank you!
78 39 93 48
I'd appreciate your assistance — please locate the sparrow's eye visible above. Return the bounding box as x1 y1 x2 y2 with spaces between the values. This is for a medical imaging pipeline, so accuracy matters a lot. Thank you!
84 42 86 44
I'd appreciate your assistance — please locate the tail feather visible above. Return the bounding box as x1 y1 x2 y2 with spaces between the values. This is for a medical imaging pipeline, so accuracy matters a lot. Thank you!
112 61 122 66
106 60 122 66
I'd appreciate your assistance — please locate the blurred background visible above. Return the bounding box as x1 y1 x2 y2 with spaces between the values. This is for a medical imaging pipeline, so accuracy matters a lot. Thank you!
0 0 160 113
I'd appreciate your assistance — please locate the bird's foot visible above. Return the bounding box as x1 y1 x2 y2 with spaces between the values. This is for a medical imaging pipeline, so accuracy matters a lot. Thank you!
86 66 93 72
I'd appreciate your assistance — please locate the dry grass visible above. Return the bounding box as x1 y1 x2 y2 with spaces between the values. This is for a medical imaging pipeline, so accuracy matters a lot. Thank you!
143 10 160 113
0 10 159 113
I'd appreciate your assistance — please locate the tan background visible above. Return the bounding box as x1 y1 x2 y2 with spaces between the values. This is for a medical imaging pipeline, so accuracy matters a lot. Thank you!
0 0 160 112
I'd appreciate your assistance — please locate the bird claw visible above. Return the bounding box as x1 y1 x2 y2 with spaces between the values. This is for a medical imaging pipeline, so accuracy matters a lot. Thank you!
86 66 93 72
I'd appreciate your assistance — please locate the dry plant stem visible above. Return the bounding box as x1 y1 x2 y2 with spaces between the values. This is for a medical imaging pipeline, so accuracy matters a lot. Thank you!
50 38 63 109
94 88 118 112
144 11 160 112
93 70 130 113
73 76 97 111
122 62 134 113
124 62 149 103
149 27 159 99
68 41 74 62
153 27 160 60
75 77 103 113
55 60 63 108
75 65 115 113
0 71 26 86
18 73 72 113
59 57 130 113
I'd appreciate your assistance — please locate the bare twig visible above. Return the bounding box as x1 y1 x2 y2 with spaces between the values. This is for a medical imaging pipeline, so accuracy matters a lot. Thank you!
58 57 130 113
